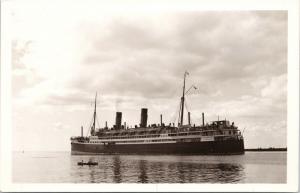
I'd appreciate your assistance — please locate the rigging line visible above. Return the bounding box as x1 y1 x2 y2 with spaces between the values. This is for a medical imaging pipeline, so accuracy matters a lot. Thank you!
184 99 190 113
96 115 100 130
86 121 92 136
95 108 100 128
242 128 246 135
185 85 198 96
96 94 100 128
171 101 178 123
170 101 181 124
186 91 198 96
176 100 182 124
89 113 94 128
86 112 94 136
178 100 182 124
184 100 191 123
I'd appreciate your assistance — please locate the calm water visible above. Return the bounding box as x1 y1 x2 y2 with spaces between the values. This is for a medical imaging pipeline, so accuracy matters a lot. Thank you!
13 151 286 183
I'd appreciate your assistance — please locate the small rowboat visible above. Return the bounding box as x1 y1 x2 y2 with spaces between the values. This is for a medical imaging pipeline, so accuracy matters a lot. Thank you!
77 161 98 166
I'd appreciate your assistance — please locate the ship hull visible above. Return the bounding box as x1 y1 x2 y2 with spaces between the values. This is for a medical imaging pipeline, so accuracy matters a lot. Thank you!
71 139 244 155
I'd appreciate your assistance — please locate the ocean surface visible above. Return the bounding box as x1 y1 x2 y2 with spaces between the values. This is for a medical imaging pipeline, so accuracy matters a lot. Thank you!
13 151 286 183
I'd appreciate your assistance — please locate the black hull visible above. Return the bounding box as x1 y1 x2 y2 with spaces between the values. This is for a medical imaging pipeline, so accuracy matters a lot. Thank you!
71 139 244 155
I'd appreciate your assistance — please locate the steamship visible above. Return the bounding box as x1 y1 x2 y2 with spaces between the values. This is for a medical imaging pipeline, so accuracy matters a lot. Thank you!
71 72 244 155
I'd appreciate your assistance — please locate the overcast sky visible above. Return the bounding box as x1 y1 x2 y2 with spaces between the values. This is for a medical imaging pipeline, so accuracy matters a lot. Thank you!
10 2 287 151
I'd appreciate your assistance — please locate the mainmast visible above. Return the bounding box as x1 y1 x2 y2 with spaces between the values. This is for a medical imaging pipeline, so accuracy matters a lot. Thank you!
91 92 97 136
180 71 188 126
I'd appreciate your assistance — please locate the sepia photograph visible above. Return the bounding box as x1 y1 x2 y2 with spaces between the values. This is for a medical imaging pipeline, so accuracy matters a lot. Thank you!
0 0 299 192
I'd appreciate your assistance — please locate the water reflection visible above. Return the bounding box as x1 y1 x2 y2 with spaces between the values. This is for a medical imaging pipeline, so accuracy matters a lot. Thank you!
113 156 121 183
72 155 245 183
89 167 96 183
215 163 245 183
177 162 186 183
114 156 244 183
138 160 148 183
14 152 286 183
163 161 244 183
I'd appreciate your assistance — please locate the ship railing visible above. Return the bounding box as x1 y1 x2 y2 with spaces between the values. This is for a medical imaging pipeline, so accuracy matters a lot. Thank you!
92 133 241 143
96 128 242 140
98 126 238 137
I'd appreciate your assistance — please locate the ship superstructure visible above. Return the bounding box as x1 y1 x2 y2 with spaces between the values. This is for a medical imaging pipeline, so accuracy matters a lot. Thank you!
71 72 244 155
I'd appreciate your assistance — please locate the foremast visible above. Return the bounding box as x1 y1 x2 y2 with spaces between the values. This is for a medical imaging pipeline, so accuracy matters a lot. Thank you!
179 71 189 126
91 92 97 136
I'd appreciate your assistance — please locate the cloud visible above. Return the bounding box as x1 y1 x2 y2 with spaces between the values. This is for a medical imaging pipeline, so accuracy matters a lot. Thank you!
73 11 286 97
12 40 32 69
12 10 287 105
53 122 70 130
10 7 287 150
261 74 287 99
12 40 44 97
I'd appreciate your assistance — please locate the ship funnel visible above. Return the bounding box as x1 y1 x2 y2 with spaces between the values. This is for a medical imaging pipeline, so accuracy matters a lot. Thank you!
140 108 148 128
115 112 122 130
81 126 83 137
188 112 191 125
202 112 205 126
160 114 163 125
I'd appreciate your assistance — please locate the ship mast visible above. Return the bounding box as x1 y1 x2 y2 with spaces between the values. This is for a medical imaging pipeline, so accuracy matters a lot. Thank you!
180 71 188 126
91 92 97 136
